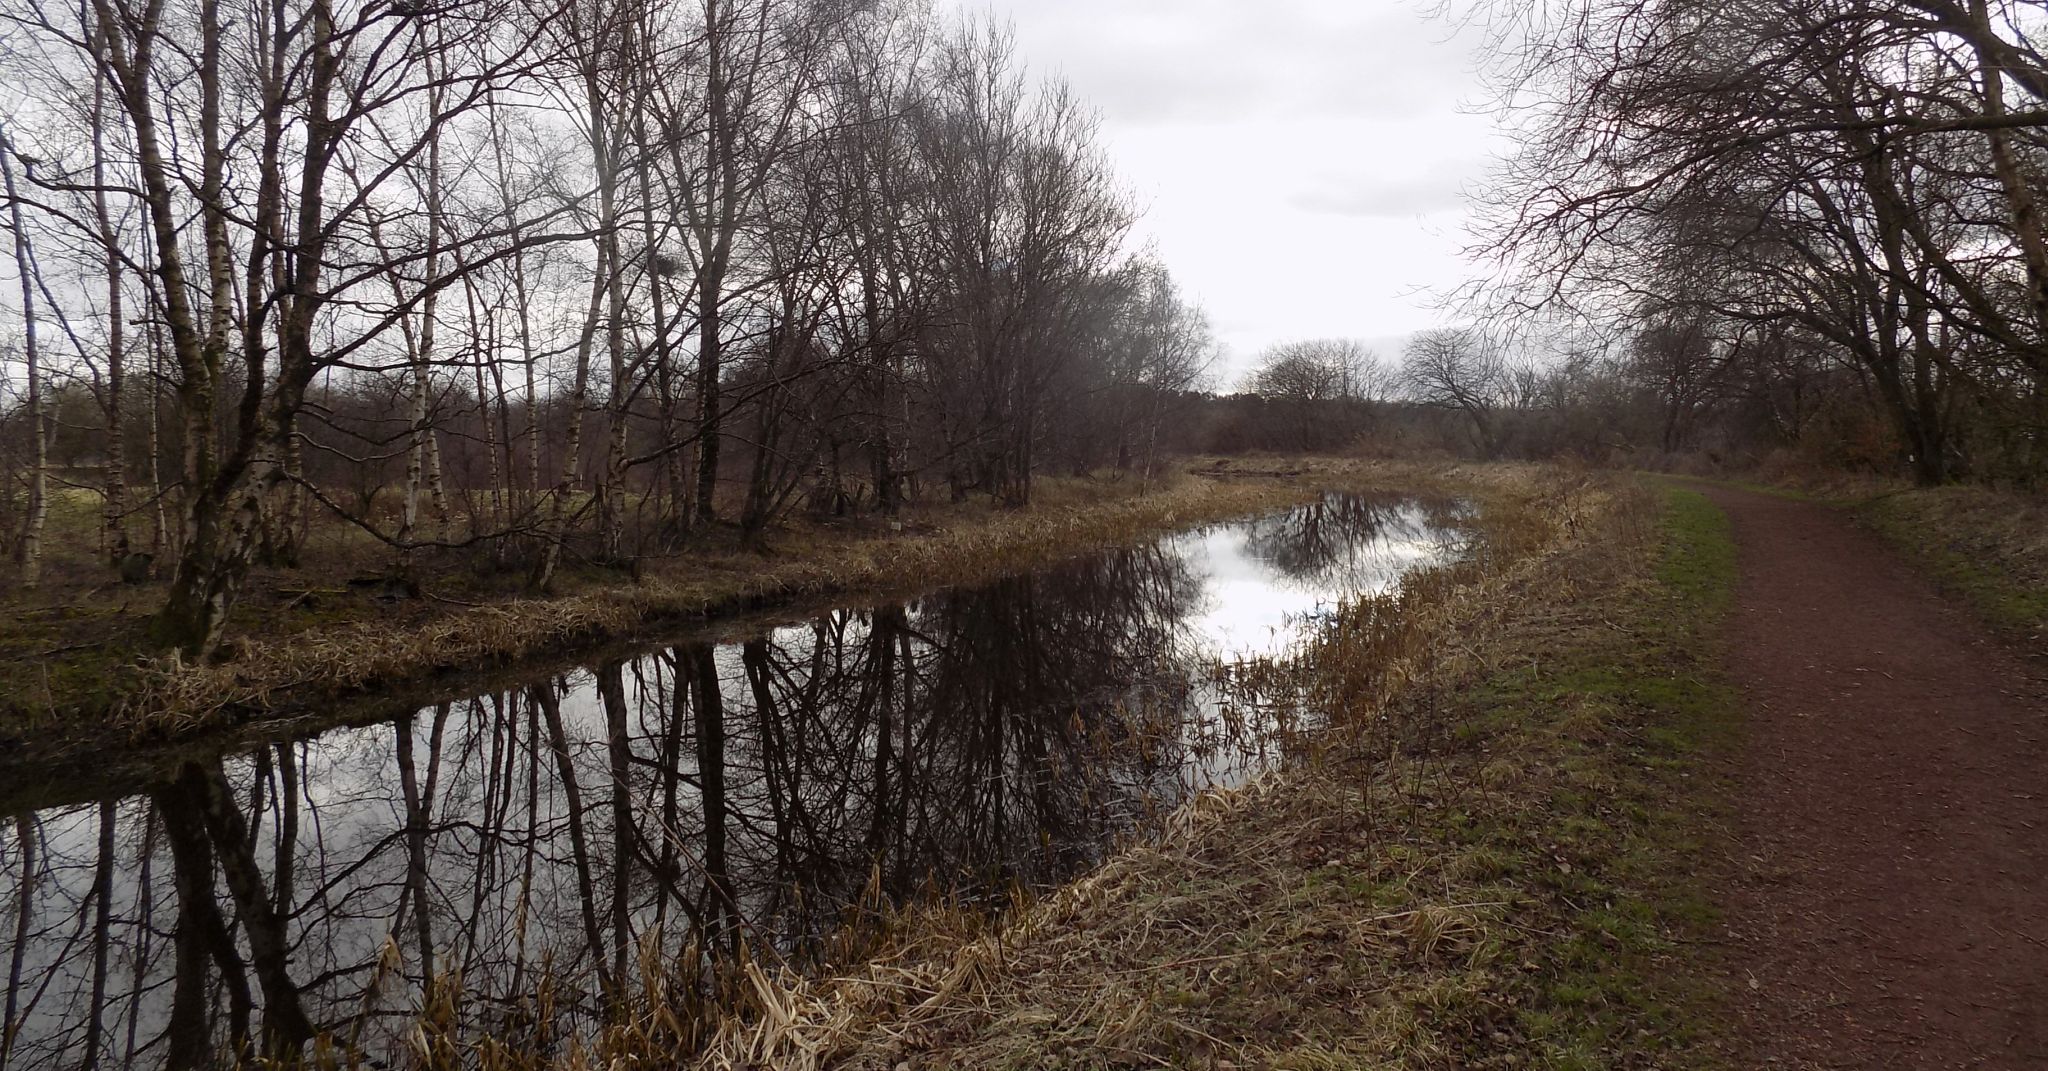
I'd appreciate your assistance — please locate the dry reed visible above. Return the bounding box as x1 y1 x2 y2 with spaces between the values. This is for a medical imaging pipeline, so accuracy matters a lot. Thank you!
653 465 1634 1070
131 461 1666 1071
115 459 1488 743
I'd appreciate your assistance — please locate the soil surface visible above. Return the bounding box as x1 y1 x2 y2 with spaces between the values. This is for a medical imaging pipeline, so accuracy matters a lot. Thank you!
1698 485 2048 1069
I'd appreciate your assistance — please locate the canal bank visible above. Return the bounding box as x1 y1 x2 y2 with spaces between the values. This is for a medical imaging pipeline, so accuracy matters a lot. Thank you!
2 461 1555 1069
700 474 1738 1071
5 459 1436 768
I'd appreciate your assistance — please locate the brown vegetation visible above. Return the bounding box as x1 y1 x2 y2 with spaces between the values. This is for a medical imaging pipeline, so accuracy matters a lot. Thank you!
0 459 1464 761
651 471 1738 1070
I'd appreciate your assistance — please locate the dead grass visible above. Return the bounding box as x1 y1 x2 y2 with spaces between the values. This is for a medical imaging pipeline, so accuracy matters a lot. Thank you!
603 468 1741 1071
1856 485 2048 642
0 458 1498 761
5 460 1755 1071
145 462 1740 1071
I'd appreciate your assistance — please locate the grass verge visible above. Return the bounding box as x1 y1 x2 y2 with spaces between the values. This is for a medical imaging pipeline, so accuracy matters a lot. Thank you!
1855 487 2048 642
652 475 1741 1071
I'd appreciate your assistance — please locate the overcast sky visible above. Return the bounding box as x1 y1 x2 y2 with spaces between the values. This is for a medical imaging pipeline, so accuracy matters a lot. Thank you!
946 0 1500 387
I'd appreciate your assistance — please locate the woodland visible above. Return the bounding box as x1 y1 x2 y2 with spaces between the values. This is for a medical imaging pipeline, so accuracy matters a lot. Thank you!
5 0 2048 658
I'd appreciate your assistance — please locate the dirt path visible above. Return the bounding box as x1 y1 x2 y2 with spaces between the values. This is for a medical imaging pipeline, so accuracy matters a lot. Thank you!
1697 485 2048 1069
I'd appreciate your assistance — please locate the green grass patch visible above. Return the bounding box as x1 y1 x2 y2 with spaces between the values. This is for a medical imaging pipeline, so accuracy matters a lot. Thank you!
1409 483 1739 1068
1659 489 1737 614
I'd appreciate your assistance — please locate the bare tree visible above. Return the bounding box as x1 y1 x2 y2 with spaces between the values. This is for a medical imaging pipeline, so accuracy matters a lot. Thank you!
1240 339 1393 452
1459 0 2048 482
1402 327 1509 458
0 0 1224 649
0 125 46 588
1104 259 1216 479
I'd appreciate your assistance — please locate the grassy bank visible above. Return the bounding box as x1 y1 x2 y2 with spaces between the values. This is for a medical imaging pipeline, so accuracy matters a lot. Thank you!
667 474 1740 1070
1856 487 2048 641
1 458 1482 759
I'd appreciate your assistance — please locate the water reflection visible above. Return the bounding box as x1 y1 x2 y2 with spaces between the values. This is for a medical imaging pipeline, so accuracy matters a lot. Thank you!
0 493 1457 1069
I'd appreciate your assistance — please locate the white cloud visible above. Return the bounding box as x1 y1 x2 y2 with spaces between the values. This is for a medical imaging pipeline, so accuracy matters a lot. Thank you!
1287 156 1489 218
945 0 1500 377
1000 0 1481 125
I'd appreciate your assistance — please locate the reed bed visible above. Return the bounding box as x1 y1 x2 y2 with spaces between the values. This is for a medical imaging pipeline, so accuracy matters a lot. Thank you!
233 461 1635 1071
68 460 1730 1071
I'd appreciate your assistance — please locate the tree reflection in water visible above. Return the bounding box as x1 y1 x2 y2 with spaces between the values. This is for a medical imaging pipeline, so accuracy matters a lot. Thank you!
1240 492 1462 593
0 494 1458 1068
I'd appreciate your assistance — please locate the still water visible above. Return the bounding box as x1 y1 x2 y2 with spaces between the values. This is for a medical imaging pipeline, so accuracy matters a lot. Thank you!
0 493 1463 1068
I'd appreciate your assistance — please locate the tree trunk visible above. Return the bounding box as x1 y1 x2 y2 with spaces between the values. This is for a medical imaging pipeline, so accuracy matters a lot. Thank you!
1967 0 2048 381
394 714 437 983
2 817 35 1071
687 642 733 950
586 54 631 561
533 258 603 592
153 778 255 1067
82 801 116 1069
0 128 48 590
534 683 614 996
91 61 129 568
152 466 277 657
176 760 316 1056
597 661 633 988
695 265 725 526
694 5 733 528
